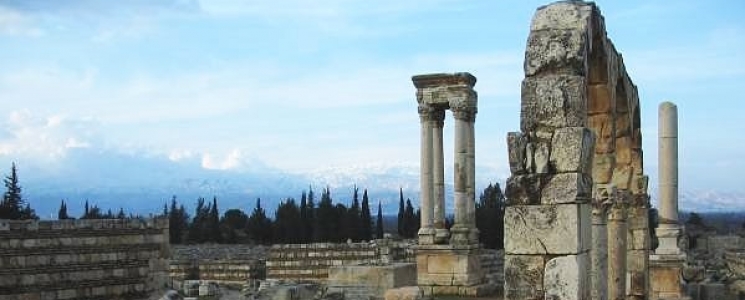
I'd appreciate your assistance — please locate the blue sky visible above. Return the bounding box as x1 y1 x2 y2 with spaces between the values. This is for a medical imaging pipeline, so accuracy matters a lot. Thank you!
0 0 744 209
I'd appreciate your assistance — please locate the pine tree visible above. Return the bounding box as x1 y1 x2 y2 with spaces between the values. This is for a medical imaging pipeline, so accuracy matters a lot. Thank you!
315 186 337 242
220 208 248 244
376 201 384 239
397 188 405 237
307 186 315 242
210 197 222 243
300 191 309 243
117 207 126 219
187 197 209 243
360 189 372 241
58 200 69 220
1 163 35 220
476 183 506 249
274 198 302 244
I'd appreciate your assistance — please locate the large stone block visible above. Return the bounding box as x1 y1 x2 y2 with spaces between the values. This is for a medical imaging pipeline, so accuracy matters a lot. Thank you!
592 153 614 184
588 84 614 114
530 1 594 31
544 253 590 300
504 254 545 300
505 204 590 255
550 127 595 174
521 75 587 132
588 113 614 154
541 172 592 204
525 28 588 77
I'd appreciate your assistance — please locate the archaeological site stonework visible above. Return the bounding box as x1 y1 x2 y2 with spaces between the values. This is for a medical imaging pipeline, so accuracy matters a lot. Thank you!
502 2 651 300
0 218 169 300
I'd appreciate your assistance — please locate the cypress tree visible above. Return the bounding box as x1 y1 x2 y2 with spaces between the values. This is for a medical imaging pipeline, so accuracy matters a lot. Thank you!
246 198 272 244
376 201 384 239
346 185 362 241
404 198 416 238
300 191 309 242
58 200 69 220
397 188 405 237
210 197 221 243
360 189 372 241
307 186 316 242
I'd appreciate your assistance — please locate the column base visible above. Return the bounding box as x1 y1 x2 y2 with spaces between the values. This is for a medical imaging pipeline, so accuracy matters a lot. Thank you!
434 228 450 244
468 228 480 244
449 226 470 245
656 226 683 255
650 255 688 300
415 243 488 296
418 227 436 245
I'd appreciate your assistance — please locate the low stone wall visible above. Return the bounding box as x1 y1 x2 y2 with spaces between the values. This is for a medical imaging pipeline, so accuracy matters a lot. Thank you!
266 240 414 283
481 249 505 288
169 244 267 287
0 218 169 300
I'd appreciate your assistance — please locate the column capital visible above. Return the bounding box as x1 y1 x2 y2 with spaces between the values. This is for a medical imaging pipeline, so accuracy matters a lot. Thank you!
452 106 477 122
418 104 436 122
430 109 446 127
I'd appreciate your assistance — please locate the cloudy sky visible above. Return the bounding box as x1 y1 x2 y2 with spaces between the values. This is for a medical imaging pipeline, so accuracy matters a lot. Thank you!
0 0 744 208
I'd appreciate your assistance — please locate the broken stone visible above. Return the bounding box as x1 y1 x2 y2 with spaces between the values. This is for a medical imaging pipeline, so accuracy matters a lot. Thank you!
505 174 549 205
504 254 545 300
588 113 614 154
530 1 594 31
550 127 595 174
533 142 550 174
544 253 590 300
541 172 592 204
592 153 614 184
520 75 587 133
506 132 527 175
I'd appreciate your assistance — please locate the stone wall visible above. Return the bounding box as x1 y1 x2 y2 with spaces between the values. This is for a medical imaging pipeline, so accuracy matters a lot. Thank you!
266 240 414 283
169 244 267 287
481 249 505 288
0 218 169 300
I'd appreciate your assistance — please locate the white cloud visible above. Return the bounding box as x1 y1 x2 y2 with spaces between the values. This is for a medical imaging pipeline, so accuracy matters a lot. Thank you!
0 110 100 160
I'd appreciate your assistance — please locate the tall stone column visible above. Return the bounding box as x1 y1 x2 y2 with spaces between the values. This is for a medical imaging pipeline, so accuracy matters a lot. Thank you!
656 101 680 255
418 104 435 244
466 114 479 243
591 187 611 300
607 190 628 300
450 107 472 245
431 109 449 243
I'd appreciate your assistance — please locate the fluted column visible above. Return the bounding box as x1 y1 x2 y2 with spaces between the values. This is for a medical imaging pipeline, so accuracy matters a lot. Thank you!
418 104 435 244
432 109 449 243
656 101 681 255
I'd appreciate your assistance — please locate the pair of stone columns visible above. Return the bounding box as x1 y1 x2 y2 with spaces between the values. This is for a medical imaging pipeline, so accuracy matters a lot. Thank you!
414 73 478 245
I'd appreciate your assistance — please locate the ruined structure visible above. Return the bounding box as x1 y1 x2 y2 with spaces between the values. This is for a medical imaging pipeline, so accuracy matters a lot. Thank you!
412 73 491 296
502 2 650 300
0 218 169 300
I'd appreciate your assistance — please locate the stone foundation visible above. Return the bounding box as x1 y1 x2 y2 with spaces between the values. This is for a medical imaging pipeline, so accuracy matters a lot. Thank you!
0 218 169 300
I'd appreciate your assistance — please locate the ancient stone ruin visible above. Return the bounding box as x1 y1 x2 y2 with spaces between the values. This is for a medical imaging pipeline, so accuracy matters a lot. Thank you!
501 2 653 300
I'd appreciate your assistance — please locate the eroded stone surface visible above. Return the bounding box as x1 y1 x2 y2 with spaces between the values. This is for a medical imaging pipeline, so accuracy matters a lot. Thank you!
505 204 590 255
541 172 592 204
550 127 595 174
520 75 588 132
544 253 590 300
504 255 545 300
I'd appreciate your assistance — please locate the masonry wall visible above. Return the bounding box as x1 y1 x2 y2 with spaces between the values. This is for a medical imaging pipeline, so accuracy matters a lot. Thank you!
0 218 169 300
266 240 414 283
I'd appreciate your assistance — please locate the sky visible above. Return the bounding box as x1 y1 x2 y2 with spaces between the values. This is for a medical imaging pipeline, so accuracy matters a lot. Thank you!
0 0 744 210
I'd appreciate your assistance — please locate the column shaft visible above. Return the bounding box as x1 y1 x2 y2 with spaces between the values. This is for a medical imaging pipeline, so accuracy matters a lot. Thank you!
658 102 678 226
450 110 470 244
607 202 627 300
466 119 478 243
432 110 448 242
591 208 608 300
418 106 435 243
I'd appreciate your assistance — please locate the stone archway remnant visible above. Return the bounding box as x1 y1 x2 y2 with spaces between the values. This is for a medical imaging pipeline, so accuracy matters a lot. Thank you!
504 1 651 300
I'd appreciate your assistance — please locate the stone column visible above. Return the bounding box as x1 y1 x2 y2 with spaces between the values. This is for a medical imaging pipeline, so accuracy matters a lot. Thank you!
607 190 628 300
466 114 479 243
418 104 435 244
450 107 472 245
656 101 681 255
432 109 449 243
591 187 611 300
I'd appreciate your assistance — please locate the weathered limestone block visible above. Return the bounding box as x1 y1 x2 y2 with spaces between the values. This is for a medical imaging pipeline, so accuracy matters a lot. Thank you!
544 253 590 300
530 1 594 31
592 153 614 184
550 127 595 173
588 113 614 154
611 164 632 190
525 28 588 77
505 174 548 205
521 75 587 132
588 84 614 114
533 141 550 174
505 204 590 255
384 286 422 300
504 255 545 300
540 172 592 204
507 132 528 174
